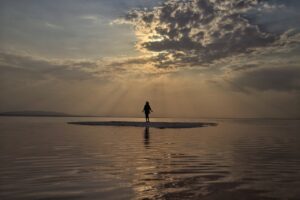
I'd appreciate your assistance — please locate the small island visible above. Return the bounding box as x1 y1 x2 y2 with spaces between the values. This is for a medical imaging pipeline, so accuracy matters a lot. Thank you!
68 121 217 129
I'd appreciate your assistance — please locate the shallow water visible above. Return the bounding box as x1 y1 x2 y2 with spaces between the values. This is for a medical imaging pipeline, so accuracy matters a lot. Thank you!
0 117 299 200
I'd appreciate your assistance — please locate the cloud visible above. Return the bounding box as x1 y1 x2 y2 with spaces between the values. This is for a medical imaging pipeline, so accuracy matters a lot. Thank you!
0 0 149 59
0 51 172 83
45 22 64 30
115 0 300 68
229 66 300 92
0 52 113 82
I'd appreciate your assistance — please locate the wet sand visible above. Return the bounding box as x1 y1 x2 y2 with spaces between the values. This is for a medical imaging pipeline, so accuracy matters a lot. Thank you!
68 121 217 129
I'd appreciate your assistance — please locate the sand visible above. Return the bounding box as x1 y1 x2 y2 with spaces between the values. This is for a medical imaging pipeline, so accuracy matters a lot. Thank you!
68 121 217 129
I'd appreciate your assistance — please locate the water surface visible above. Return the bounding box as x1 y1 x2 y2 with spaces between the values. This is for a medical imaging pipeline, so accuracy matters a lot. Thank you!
0 117 299 199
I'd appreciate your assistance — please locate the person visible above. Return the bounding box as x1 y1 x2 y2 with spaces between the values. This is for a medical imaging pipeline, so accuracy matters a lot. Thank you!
143 101 153 122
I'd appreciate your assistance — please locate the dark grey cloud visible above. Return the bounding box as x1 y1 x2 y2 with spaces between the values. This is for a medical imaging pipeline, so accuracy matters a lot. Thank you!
231 66 300 92
106 57 153 68
120 0 299 68
0 52 103 81
0 52 159 83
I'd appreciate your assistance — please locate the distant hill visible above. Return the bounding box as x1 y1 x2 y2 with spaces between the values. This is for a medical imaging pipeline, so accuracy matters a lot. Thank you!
0 111 73 117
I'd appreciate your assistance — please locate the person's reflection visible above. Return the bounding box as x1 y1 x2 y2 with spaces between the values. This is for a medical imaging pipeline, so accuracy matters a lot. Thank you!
144 126 150 147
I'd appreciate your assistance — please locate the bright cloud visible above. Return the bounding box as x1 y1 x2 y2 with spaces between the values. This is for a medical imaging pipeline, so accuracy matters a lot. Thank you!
115 0 300 69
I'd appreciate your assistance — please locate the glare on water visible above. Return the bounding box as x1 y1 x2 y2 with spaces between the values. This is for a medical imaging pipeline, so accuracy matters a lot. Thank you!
0 117 299 200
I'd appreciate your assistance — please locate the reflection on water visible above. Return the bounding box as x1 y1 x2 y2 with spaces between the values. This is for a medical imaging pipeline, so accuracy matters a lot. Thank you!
144 127 150 147
0 117 300 200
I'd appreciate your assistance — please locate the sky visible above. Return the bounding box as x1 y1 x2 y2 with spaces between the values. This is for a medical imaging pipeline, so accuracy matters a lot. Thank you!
0 0 300 118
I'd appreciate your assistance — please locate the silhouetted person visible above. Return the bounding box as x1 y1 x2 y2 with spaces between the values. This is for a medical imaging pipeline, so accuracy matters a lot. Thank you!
143 101 153 122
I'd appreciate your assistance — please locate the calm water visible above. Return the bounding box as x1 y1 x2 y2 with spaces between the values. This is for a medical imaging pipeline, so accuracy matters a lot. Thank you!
0 117 300 200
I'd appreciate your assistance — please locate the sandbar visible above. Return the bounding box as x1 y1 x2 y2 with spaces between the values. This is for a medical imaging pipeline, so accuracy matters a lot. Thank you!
68 121 217 129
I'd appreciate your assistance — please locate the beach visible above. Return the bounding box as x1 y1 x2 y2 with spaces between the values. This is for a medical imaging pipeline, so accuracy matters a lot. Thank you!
0 117 300 200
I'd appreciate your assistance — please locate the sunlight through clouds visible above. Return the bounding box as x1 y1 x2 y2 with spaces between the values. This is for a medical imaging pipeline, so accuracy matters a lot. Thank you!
115 0 297 69
0 0 300 117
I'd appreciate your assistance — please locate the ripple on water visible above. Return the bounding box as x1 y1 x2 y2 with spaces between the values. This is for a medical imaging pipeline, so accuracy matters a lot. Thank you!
1 118 300 200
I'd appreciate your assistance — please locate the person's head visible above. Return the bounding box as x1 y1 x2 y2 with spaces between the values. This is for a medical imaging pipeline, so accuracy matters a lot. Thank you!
146 101 149 105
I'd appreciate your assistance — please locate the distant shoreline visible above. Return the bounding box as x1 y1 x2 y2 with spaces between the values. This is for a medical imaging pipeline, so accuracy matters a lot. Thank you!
0 111 95 118
0 111 299 120
0 114 79 117
0 115 299 121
